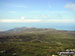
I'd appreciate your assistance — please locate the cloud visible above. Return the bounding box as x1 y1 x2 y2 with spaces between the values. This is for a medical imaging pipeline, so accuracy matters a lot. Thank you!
0 19 41 23
44 19 75 23
40 15 49 19
0 19 75 23
9 11 16 14
65 3 75 10
21 16 25 20
15 5 27 8
8 3 27 8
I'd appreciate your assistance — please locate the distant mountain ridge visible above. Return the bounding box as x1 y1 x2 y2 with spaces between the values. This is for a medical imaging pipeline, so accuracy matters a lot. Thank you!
8 27 56 31
0 26 75 36
0 27 57 36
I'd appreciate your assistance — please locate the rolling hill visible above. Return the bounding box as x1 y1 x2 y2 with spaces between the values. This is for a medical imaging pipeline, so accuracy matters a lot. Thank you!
0 27 75 56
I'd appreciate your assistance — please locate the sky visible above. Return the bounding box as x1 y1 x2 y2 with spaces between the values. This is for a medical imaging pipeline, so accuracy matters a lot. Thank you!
0 0 75 31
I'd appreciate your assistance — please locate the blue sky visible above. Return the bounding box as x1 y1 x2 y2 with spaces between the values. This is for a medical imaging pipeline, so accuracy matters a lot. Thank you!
0 0 75 31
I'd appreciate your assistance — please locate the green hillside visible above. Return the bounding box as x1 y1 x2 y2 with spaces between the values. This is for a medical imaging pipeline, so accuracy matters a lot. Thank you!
0 28 75 56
